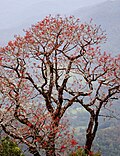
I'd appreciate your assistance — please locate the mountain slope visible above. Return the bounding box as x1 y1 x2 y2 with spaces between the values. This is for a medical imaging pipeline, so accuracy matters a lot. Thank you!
73 0 120 55
0 0 107 46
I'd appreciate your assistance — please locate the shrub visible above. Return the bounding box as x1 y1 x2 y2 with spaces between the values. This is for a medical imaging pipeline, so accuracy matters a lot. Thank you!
70 148 101 156
0 136 24 156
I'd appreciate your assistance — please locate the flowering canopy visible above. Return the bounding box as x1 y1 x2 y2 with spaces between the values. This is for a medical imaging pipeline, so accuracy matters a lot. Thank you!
0 15 119 155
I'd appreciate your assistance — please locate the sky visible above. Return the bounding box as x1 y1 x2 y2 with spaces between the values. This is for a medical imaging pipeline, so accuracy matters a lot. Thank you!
0 0 108 29
0 0 114 45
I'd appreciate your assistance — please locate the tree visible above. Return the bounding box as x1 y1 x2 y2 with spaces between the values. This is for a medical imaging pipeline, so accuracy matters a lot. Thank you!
0 136 24 156
0 15 119 155
75 51 120 153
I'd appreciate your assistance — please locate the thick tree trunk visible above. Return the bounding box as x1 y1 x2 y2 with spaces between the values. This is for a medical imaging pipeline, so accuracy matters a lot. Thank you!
85 113 98 154
46 133 56 156
29 148 41 156
33 152 41 156
85 133 94 153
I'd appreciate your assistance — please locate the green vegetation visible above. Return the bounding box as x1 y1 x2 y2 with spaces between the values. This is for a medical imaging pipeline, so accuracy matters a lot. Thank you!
0 136 24 156
70 148 101 156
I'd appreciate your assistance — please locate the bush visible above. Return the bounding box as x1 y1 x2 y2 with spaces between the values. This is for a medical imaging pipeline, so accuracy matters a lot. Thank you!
0 136 24 156
70 148 101 156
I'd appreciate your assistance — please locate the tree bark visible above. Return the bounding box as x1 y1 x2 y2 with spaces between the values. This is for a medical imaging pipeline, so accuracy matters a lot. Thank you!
85 133 94 152
33 152 41 156
46 133 56 156
85 117 95 154
85 113 99 154
29 148 41 156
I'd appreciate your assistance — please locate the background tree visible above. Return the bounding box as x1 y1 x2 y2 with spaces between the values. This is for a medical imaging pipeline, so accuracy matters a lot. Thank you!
0 15 119 155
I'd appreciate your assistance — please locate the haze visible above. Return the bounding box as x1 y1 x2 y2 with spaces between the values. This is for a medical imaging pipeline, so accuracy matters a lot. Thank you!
0 0 108 29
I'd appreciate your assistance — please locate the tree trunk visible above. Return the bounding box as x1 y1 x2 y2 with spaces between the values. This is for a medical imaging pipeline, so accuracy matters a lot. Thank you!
33 152 41 156
45 114 61 156
85 113 99 154
29 147 41 156
85 114 94 155
85 133 94 153
46 133 56 156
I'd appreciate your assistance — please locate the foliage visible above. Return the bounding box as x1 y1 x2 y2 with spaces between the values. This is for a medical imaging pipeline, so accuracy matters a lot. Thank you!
70 148 101 156
0 136 24 156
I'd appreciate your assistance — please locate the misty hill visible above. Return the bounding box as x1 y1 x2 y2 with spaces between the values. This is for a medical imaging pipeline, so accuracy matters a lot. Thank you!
73 0 120 55
0 0 60 46
0 0 112 46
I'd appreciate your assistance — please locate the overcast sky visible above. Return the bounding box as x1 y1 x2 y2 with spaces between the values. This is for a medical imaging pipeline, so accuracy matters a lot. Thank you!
0 0 109 29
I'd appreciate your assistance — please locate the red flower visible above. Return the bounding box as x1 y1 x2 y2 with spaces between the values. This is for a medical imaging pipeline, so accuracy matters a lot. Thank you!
71 139 78 147
27 123 32 127
61 145 66 152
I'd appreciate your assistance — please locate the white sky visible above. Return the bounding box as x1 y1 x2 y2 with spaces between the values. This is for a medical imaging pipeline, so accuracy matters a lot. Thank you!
0 0 109 29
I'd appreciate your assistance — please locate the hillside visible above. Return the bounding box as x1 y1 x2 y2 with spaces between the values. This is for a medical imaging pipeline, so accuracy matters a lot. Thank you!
0 0 110 46
66 103 120 156
73 0 120 55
